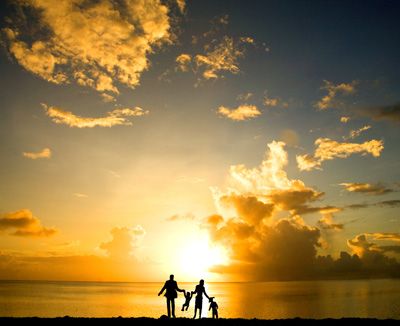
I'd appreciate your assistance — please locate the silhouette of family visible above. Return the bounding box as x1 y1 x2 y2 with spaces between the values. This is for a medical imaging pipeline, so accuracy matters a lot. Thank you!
158 274 219 319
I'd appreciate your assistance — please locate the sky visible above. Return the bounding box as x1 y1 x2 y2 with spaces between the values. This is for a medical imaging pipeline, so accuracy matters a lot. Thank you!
0 0 400 282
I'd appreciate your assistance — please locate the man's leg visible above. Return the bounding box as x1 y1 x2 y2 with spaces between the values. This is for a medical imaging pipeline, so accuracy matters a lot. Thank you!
167 298 171 318
171 299 176 318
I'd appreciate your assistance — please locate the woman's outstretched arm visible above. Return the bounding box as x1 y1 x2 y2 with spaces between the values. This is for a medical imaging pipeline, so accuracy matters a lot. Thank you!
203 288 210 300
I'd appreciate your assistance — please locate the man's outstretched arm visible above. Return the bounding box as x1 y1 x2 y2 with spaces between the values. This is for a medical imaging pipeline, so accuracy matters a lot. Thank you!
158 283 166 296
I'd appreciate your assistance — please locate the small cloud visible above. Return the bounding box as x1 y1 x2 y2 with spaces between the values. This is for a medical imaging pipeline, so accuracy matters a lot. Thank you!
340 116 350 123
175 53 192 72
0 209 57 237
22 148 51 160
101 93 116 103
318 209 344 231
263 96 279 107
263 91 289 108
73 193 89 198
339 182 394 195
279 129 299 147
236 92 253 101
343 125 371 140
315 80 357 110
166 213 196 222
357 102 400 123
175 0 186 13
217 104 261 121
297 137 384 171
43 104 148 128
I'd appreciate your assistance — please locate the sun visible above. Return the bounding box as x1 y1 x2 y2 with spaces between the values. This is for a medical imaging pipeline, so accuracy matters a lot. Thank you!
177 233 228 281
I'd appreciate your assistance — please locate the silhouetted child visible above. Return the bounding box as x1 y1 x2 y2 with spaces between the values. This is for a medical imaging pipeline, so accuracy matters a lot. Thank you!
209 297 219 319
181 290 193 311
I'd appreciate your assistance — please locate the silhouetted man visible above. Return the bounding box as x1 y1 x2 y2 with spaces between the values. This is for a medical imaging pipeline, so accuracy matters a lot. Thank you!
158 274 185 318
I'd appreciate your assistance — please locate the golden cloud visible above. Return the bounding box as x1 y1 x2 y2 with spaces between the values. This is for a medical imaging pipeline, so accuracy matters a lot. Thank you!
43 104 148 128
217 104 261 121
340 182 394 195
175 53 192 72
315 80 357 110
343 125 371 140
3 0 176 97
203 141 400 280
340 116 350 123
22 148 51 159
296 137 384 171
0 209 57 237
100 226 145 260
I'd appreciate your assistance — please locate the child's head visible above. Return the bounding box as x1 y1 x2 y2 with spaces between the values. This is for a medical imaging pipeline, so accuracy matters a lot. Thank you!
209 297 215 302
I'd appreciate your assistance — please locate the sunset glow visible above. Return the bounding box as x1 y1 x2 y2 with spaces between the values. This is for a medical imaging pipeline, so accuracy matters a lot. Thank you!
0 0 400 286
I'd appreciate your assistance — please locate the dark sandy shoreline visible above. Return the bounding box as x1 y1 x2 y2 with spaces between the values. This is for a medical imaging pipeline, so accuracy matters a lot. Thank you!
0 317 398 324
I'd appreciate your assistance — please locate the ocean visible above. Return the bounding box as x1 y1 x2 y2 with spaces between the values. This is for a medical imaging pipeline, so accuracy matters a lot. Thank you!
0 279 399 319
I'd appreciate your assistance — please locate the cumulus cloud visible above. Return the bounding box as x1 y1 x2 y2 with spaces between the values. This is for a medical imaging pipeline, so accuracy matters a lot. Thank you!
343 125 371 140
203 141 400 280
217 104 261 121
3 0 177 98
0 209 57 237
357 103 400 123
315 80 357 110
100 226 145 260
22 148 51 159
340 182 394 195
296 138 384 171
43 104 148 128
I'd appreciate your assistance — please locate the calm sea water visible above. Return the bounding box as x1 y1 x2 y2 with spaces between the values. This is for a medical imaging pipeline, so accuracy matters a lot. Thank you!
0 280 399 319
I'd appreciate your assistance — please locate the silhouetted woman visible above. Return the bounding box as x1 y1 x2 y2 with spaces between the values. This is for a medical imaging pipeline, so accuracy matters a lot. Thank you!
192 279 210 319
158 274 185 318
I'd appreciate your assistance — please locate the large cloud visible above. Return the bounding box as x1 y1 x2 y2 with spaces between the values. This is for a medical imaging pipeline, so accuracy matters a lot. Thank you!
3 0 177 98
202 141 400 280
296 137 384 171
0 209 57 237
0 224 153 281
43 104 148 128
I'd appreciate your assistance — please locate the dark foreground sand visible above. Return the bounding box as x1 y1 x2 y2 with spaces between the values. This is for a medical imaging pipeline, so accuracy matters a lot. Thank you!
0 317 398 324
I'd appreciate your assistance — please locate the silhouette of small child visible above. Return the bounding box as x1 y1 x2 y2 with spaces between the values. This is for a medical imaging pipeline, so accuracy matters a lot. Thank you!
209 297 219 319
181 290 193 311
